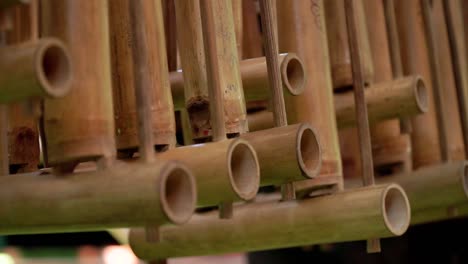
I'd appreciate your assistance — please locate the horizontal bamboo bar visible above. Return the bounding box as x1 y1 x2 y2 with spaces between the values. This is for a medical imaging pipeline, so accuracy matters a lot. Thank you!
158 138 259 207
241 123 321 186
0 38 72 103
129 184 410 260
0 160 197 235
170 53 306 110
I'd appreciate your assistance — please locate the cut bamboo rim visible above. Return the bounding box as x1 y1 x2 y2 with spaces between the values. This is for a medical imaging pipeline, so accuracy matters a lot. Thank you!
241 123 321 186
170 53 306 110
158 138 259 207
0 38 72 103
129 184 410 260
0 160 197 235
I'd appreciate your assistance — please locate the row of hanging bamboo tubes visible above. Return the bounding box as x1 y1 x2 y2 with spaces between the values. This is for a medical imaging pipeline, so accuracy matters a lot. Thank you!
0 0 467 261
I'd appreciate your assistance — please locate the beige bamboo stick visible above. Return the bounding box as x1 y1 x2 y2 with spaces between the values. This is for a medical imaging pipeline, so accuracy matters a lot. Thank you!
232 0 243 58
109 0 176 152
0 39 72 103
0 0 28 10
170 53 306 110
241 123 321 186
277 0 342 190
444 0 468 158
395 0 441 168
241 0 263 59
129 184 410 260
0 160 197 235
324 0 374 90
157 138 259 208
41 0 116 168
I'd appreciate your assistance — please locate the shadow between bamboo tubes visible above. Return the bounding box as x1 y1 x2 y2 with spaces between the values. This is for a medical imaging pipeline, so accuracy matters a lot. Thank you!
129 184 410 260
0 0 29 10
0 38 72 103
0 160 197 235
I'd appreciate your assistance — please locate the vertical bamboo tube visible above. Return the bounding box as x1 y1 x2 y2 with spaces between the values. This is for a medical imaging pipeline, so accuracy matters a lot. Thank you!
324 0 373 90
162 0 177 71
0 105 7 175
277 0 342 189
109 0 176 152
232 0 243 58
242 0 263 59
431 0 465 160
395 0 441 168
41 1 116 166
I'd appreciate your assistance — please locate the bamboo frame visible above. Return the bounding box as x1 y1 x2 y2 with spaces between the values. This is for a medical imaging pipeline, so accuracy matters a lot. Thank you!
0 38 72 103
129 184 410 260
0 160 197 235
157 138 259 207
41 0 116 166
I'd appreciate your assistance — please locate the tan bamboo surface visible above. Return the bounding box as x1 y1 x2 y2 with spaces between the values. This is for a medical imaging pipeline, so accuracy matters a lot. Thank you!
129 184 410 260
232 0 243 58
109 0 176 152
431 0 465 161
241 123 321 186
346 161 468 225
277 0 342 190
0 39 72 103
41 1 116 166
241 0 263 59
0 160 197 235
395 0 441 169
157 138 259 207
444 0 468 158
0 0 28 10
170 53 306 110
324 0 373 90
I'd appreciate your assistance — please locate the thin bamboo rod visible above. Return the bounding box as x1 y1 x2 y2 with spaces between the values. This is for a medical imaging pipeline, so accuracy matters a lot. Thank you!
129 184 410 260
444 0 468 159
0 0 28 10
241 0 263 59
277 0 342 189
110 0 176 152
395 0 441 168
170 53 306 110
0 39 72 103
0 105 7 175
157 138 259 208
0 160 197 235
41 0 116 167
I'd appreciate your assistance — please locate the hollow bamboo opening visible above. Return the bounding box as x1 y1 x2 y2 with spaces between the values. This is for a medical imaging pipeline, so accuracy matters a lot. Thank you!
414 76 429 113
297 124 321 178
228 141 260 201
36 39 72 98
382 185 411 236
281 54 306 95
160 163 197 225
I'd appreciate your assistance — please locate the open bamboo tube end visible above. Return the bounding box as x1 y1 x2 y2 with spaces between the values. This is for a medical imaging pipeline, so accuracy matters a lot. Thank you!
297 123 322 178
228 139 260 201
413 76 429 114
36 38 72 99
280 53 306 96
382 184 411 236
159 162 197 225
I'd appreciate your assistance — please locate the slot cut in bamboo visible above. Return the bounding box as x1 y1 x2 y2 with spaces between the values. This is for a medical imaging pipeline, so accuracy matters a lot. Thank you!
109 0 176 152
0 160 197 235
241 123 321 186
324 0 374 90
41 0 116 167
170 53 306 110
157 138 259 208
0 38 72 103
129 184 410 260
277 0 342 190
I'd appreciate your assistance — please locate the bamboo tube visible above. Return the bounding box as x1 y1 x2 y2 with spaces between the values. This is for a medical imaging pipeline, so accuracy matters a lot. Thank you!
324 0 373 90
277 0 342 188
109 0 176 151
232 0 242 58
162 0 177 71
0 39 72 103
170 53 306 110
0 160 197 235
158 138 259 207
241 123 321 186
241 0 263 59
0 0 28 10
431 0 465 161
411 203 468 225
41 1 116 166
395 0 441 168
129 184 410 260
